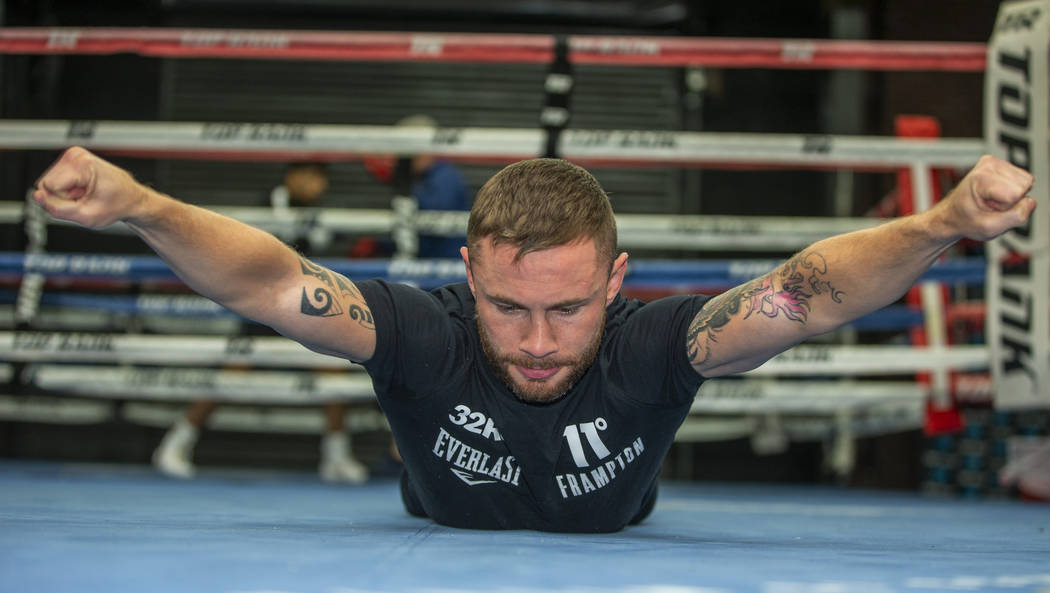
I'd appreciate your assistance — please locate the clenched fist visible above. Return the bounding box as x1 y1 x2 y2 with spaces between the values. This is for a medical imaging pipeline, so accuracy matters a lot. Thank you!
34 146 152 229
935 154 1037 242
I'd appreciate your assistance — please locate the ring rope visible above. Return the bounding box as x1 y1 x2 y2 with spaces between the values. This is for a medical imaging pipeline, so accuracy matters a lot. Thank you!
0 28 987 71
24 365 930 410
0 252 989 287
0 291 928 328
0 330 993 374
672 410 925 443
0 119 984 169
0 291 945 331
0 360 995 412
694 379 926 413
3 332 353 368
26 364 376 404
0 202 886 251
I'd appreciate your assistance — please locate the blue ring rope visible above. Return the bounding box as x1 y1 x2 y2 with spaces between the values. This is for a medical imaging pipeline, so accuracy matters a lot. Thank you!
0 252 987 287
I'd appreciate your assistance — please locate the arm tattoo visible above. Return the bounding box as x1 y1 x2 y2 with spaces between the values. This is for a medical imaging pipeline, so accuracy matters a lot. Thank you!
348 304 374 329
301 287 343 317
781 251 845 306
687 250 844 366
687 279 761 366
297 257 374 330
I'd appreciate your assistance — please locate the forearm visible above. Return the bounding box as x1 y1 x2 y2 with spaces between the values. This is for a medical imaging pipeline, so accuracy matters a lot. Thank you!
689 154 1034 377
34 147 378 361
124 187 301 319
794 210 956 334
689 210 955 377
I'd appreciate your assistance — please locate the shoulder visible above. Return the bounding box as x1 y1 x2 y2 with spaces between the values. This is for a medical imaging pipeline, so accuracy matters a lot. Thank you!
605 293 710 332
602 293 712 368
358 280 477 393
429 282 477 317
600 293 712 404
357 279 474 319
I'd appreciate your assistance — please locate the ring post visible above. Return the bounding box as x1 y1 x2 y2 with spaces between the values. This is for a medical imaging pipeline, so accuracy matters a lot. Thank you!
985 0 1050 410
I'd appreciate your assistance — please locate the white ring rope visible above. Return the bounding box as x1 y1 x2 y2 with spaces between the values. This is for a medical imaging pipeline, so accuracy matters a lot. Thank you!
0 202 882 251
0 120 984 169
26 364 376 404
2 331 355 369
694 379 927 413
22 366 934 412
0 330 990 374
744 345 990 376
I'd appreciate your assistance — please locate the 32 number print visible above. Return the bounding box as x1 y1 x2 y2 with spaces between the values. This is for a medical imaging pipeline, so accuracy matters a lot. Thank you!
448 404 503 441
563 418 612 468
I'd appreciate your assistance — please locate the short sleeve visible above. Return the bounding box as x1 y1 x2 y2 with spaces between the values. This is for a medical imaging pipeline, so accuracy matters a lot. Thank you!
356 279 466 401
604 294 709 408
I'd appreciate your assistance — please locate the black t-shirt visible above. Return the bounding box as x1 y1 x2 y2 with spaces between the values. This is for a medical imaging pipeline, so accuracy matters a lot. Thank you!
358 280 709 532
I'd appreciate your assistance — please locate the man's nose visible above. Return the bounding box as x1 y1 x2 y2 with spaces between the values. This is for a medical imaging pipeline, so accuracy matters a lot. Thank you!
520 315 557 359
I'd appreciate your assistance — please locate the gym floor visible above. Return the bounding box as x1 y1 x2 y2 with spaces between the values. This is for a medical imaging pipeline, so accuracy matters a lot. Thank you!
1 460 1047 593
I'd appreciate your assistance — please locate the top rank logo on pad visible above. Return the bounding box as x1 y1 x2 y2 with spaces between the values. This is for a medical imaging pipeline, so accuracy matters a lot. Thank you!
985 0 1050 410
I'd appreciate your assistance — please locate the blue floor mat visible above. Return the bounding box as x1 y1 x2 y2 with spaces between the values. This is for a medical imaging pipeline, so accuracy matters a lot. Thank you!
1 460 1047 593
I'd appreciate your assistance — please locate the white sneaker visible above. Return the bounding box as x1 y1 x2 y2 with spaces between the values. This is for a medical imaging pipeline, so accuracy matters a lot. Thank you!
152 443 196 479
319 457 369 484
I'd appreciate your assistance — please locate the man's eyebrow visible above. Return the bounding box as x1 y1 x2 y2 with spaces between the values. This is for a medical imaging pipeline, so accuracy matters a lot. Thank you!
484 294 524 308
484 293 596 310
548 297 594 310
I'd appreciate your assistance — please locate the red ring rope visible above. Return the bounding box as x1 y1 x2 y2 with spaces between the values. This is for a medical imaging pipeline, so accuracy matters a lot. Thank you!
0 28 987 71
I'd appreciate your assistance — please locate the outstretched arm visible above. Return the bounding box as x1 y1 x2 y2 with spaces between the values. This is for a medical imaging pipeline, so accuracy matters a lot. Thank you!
33 147 377 362
688 155 1036 378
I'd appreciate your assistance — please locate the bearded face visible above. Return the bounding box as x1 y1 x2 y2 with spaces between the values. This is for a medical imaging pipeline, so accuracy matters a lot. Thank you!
476 310 604 404
462 238 627 405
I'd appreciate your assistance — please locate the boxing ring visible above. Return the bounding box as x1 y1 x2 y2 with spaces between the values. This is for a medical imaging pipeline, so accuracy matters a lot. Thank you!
2 459 1048 593
2 6 1050 593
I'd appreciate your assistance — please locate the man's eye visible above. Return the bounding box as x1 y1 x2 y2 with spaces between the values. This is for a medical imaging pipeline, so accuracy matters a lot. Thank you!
558 306 580 316
496 304 519 313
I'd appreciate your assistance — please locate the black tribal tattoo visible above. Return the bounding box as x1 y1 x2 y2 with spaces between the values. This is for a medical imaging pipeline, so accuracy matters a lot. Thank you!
687 251 844 366
297 257 374 330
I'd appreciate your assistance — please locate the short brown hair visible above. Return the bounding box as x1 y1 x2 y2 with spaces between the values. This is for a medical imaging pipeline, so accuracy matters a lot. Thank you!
466 158 617 266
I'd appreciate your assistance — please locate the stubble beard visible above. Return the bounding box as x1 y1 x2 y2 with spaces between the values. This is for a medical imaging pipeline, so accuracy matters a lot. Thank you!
476 312 605 404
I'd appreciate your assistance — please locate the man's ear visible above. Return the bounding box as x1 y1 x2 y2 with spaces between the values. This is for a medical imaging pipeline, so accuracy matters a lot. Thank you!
606 252 629 305
461 245 476 295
